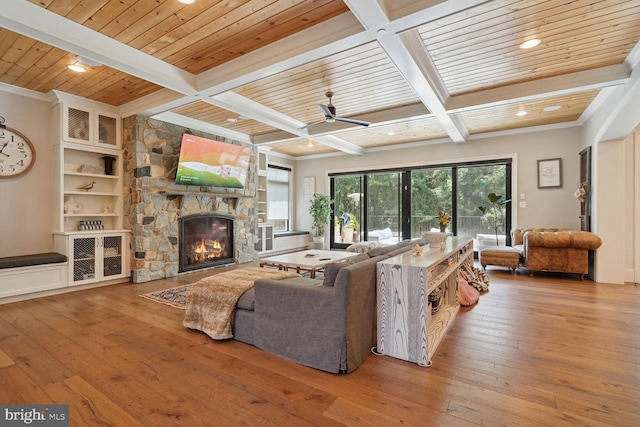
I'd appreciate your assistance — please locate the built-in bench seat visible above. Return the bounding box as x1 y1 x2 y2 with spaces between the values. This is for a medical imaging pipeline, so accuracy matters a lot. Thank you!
0 252 67 269
0 252 68 303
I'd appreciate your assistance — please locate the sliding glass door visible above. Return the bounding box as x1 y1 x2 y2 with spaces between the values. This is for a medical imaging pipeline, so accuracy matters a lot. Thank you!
331 175 363 246
411 168 452 235
329 159 511 249
456 164 509 246
367 172 402 244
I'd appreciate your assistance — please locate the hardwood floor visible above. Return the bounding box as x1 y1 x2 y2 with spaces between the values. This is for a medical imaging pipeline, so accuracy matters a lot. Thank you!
1 264 639 426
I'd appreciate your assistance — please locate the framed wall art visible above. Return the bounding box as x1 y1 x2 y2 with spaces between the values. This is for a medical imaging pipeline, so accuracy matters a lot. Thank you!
303 176 315 201
537 158 562 188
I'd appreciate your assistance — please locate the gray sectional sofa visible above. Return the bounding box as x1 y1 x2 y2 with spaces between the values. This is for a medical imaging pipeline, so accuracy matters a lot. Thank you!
231 240 417 373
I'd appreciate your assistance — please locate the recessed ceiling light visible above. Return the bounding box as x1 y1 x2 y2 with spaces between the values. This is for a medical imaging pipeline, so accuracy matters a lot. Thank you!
67 63 87 73
177 0 196 4
515 110 528 117
226 118 238 123
519 38 541 49
307 141 314 147
387 131 395 136
76 56 102 67
544 105 562 112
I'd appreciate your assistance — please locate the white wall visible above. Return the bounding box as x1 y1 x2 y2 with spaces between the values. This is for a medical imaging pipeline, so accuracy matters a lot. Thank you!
593 139 627 284
0 90 54 257
294 127 582 237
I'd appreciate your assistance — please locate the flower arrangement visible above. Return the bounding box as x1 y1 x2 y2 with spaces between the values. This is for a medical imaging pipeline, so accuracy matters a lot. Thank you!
574 184 587 203
437 211 451 233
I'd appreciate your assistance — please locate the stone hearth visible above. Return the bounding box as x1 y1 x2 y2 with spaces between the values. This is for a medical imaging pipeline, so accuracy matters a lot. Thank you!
123 116 258 283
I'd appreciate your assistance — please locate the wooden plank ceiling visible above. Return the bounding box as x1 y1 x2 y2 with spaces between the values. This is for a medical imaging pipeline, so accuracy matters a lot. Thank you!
0 0 639 157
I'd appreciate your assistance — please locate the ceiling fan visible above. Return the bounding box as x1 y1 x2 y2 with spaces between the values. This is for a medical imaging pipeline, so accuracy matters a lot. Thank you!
301 91 371 129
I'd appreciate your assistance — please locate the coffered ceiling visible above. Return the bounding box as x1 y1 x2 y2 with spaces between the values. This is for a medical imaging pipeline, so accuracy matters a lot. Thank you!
1 0 639 157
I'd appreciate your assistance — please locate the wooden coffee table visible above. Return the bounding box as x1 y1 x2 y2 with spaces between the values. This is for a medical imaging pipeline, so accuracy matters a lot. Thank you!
259 250 358 278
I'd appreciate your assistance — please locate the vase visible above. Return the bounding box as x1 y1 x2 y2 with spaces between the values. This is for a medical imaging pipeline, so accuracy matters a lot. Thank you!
439 224 447 233
102 156 116 176
342 227 354 243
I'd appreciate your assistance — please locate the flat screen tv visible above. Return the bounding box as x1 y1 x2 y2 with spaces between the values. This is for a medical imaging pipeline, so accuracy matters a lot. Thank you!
175 134 251 188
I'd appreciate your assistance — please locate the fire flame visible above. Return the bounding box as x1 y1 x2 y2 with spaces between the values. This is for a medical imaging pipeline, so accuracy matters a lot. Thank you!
194 239 208 254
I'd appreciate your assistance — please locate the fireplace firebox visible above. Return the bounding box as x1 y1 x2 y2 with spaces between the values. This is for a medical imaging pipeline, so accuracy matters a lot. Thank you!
179 214 235 273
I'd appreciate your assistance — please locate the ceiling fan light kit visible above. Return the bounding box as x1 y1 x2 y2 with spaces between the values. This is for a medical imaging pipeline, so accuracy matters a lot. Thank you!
302 91 371 129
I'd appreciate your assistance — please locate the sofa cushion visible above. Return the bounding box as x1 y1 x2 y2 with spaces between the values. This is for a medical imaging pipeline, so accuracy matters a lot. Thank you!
346 241 380 253
526 231 572 248
236 288 255 310
323 253 369 286
367 240 410 257
512 228 566 246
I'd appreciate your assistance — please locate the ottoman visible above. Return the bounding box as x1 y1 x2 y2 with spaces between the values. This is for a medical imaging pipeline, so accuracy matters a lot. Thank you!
479 246 521 273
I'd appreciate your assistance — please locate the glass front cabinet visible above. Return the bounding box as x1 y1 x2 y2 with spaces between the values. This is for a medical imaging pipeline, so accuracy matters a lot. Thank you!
54 232 128 286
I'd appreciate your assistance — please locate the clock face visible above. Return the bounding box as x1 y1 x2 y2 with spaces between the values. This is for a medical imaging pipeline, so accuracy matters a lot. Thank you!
0 127 36 178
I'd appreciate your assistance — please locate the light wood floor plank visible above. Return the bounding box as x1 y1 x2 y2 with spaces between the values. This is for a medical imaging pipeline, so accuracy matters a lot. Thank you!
1 266 639 426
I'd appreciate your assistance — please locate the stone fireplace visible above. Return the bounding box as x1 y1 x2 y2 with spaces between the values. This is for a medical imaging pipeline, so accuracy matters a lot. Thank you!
123 116 259 283
179 214 235 272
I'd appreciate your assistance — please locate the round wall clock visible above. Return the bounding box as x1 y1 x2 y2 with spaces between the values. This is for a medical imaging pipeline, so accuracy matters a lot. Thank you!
0 127 36 178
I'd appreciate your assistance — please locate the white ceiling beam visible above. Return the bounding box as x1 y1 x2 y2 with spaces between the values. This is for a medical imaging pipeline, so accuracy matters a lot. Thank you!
446 64 631 112
120 14 370 129
150 112 253 145
375 31 468 143
119 90 197 119
252 131 300 145
345 0 468 143
196 13 369 96
380 0 493 27
1 0 197 96
208 92 364 155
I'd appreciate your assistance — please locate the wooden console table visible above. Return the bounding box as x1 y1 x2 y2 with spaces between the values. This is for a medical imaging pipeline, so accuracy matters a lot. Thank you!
376 237 473 367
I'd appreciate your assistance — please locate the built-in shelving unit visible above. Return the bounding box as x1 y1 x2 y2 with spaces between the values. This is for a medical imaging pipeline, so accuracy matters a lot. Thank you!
257 148 269 226
256 224 274 253
55 145 123 232
51 92 129 287
376 237 473 367
256 148 271 253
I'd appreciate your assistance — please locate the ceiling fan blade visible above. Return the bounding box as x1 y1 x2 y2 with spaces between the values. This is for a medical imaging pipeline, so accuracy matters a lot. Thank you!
300 119 327 129
318 104 334 118
335 117 371 127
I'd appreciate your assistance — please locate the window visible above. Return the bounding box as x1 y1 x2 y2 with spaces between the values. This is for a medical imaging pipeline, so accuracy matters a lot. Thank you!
329 159 511 248
267 165 290 232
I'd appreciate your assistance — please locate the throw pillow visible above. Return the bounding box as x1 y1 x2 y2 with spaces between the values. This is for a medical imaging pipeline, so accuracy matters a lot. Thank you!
346 241 380 253
322 253 369 286
458 275 479 306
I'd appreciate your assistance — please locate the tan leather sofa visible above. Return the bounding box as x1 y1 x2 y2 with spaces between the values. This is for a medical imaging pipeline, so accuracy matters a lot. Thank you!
511 228 602 279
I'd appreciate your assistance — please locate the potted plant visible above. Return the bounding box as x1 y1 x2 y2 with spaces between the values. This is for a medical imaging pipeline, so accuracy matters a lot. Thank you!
340 213 360 243
478 193 510 246
309 193 332 248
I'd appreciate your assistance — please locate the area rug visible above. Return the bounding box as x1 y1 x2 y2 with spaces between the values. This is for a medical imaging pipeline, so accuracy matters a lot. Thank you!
140 284 192 309
140 269 319 310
